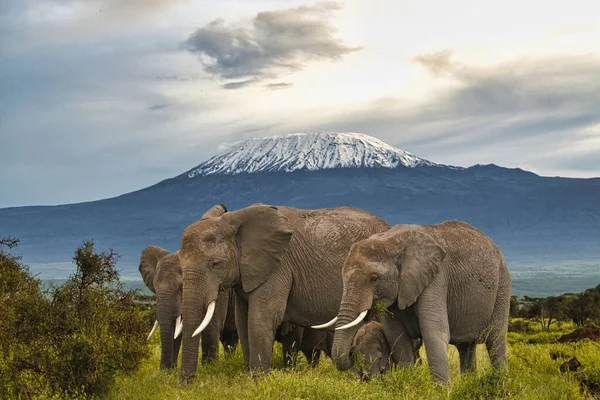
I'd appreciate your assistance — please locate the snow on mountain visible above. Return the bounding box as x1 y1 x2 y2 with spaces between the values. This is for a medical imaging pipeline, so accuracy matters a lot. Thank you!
184 132 453 178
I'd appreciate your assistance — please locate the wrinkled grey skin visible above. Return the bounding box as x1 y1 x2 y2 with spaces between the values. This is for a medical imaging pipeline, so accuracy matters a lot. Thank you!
178 203 390 380
275 322 334 368
138 204 237 369
350 321 390 381
349 321 422 381
331 221 511 383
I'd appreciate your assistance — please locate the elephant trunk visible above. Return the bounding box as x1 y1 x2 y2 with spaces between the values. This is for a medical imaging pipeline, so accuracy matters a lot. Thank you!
156 293 178 369
158 317 176 369
331 291 373 371
180 272 218 382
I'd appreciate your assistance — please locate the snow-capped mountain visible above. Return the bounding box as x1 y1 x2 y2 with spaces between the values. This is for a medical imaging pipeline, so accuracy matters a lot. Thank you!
183 132 454 178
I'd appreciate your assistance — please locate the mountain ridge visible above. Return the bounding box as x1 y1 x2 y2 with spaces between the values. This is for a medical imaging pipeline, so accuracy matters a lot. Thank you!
1 132 599 297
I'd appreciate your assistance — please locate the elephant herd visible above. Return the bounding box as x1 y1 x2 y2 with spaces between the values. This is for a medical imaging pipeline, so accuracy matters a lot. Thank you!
139 203 511 384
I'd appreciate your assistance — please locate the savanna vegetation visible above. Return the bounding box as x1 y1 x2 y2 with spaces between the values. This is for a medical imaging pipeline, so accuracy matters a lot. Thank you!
0 237 150 399
2 234 599 399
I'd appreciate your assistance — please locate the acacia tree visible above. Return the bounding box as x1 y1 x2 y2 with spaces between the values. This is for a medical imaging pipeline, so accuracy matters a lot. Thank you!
526 295 569 331
566 286 600 326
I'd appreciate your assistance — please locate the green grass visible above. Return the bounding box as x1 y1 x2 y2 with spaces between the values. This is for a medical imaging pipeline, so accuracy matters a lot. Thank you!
106 322 600 400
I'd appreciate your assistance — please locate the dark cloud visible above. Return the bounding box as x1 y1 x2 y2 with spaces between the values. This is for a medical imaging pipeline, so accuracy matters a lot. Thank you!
148 103 170 111
182 2 360 84
222 79 259 90
265 82 293 90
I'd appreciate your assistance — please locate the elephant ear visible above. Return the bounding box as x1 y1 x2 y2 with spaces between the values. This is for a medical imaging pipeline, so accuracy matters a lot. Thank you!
138 245 170 293
201 204 228 219
393 229 446 310
225 204 292 293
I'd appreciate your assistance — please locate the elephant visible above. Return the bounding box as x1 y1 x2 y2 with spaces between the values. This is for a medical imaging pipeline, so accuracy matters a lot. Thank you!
138 204 238 369
275 322 334 368
178 203 390 380
349 320 422 381
326 220 512 383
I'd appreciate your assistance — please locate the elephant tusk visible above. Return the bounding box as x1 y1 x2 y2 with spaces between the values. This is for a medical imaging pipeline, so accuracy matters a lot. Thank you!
192 301 216 338
336 310 368 331
311 316 338 329
147 320 159 340
174 315 183 339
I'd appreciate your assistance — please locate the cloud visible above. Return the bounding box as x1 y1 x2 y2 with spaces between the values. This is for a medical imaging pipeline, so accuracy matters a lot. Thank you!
265 82 293 90
222 79 259 90
0 0 191 50
412 49 455 76
182 2 360 84
235 52 600 177
148 103 171 111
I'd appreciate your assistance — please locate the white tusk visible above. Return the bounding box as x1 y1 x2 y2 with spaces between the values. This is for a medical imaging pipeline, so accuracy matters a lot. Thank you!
311 316 338 329
174 315 183 339
192 301 216 338
147 320 159 340
335 310 368 331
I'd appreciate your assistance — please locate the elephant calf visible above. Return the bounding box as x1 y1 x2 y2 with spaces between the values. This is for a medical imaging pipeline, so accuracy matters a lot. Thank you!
350 321 422 381
275 322 333 368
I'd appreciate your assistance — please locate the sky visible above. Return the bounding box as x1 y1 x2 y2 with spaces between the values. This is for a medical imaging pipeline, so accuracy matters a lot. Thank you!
1 0 599 208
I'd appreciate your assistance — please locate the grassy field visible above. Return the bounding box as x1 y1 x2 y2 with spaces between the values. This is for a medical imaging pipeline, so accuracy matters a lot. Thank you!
106 321 600 400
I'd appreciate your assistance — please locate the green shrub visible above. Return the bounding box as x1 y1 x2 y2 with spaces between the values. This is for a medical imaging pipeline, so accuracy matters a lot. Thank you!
0 238 150 399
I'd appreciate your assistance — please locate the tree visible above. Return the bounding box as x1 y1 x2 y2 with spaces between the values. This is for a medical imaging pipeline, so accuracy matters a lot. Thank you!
0 238 150 398
566 286 600 326
526 295 569 331
509 295 521 318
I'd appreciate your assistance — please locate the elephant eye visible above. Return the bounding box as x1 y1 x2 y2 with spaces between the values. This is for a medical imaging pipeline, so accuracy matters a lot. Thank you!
369 274 379 283
210 259 223 269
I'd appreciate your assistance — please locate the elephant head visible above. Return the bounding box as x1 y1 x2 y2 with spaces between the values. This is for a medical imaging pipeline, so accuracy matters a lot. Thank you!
138 204 228 370
179 203 292 379
350 321 390 381
330 225 446 371
138 245 182 369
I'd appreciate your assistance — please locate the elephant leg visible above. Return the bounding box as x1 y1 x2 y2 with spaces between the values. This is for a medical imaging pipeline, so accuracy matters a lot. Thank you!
421 331 450 382
235 291 250 369
221 329 239 357
485 329 508 371
304 348 321 367
281 331 299 368
419 316 451 383
486 269 510 371
300 328 325 367
247 288 289 373
173 334 182 368
456 342 477 374
412 337 423 365
201 324 220 363
201 289 229 363
383 317 414 366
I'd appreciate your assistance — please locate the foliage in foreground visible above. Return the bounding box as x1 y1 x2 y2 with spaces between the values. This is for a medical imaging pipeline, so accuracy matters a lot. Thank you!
109 322 600 400
0 238 150 399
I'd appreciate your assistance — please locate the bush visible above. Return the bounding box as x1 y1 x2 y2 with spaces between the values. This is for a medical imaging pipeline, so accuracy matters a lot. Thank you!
0 238 150 399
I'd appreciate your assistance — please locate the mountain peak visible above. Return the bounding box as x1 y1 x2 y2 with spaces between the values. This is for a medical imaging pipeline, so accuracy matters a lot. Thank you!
183 132 452 178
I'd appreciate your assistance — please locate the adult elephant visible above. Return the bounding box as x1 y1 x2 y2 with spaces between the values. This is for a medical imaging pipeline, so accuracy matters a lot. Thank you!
138 204 238 369
326 220 511 383
178 203 390 380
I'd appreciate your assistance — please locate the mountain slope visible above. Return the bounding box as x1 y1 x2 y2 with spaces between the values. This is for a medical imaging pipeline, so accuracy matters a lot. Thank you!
0 133 599 296
184 132 451 178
